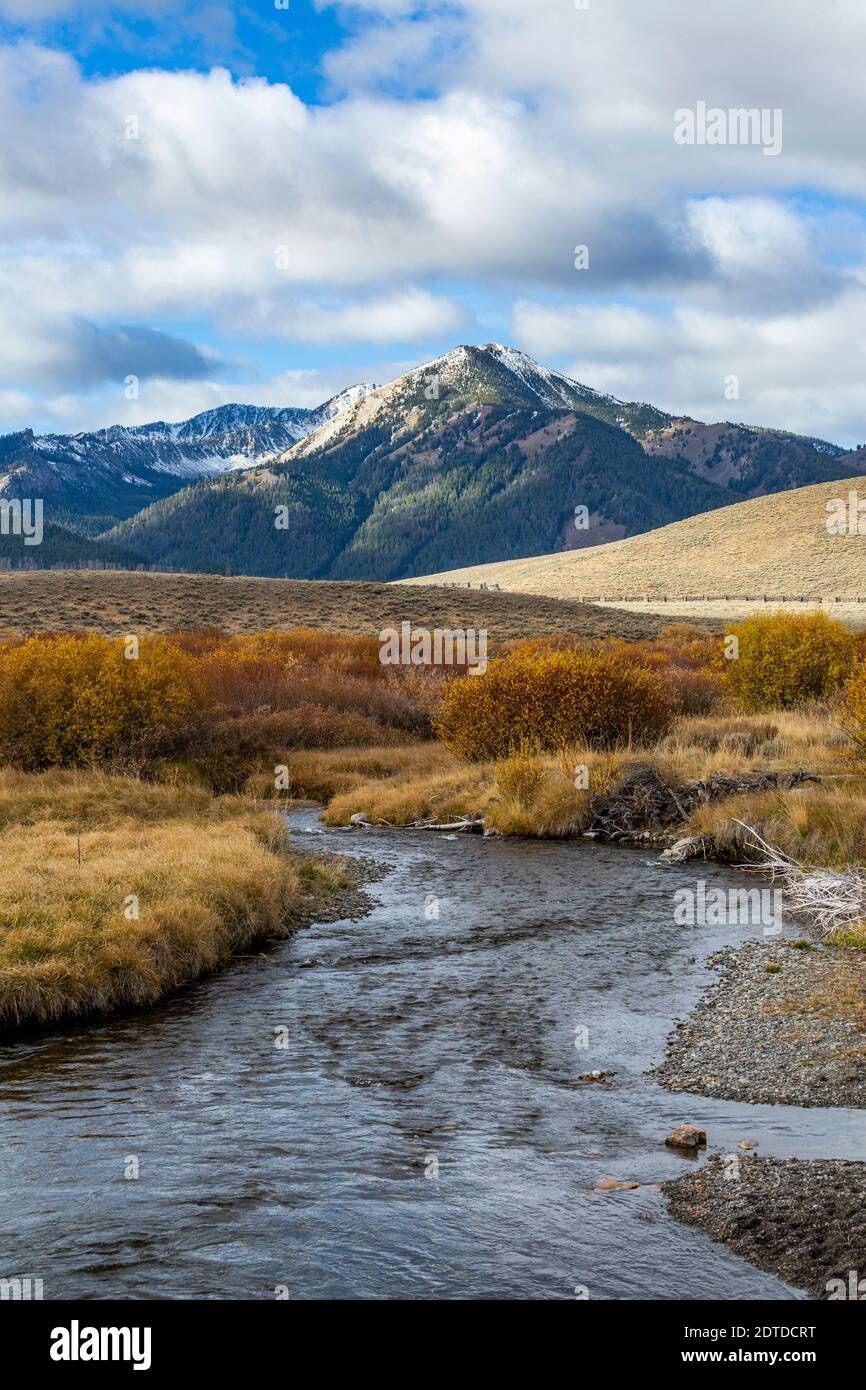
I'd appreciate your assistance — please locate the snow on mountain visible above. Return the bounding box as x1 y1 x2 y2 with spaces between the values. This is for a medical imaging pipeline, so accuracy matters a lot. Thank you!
481 343 609 409
19 384 378 483
283 342 645 462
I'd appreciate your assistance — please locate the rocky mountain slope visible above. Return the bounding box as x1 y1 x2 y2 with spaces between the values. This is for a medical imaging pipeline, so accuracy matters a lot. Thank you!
0 385 375 536
105 344 863 579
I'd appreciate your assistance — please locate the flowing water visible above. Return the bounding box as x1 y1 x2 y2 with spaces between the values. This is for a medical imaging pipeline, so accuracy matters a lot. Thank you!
2 810 863 1300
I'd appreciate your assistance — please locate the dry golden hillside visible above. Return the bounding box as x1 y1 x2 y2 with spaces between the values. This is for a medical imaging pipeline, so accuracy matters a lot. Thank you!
402 475 866 625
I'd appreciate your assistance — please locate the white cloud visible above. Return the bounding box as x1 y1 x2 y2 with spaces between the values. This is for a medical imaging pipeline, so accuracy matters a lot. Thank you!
513 281 866 445
234 287 467 345
1 1 866 436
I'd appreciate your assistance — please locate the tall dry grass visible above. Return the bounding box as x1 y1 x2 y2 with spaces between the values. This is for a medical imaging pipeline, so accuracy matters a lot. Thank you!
0 770 345 1030
246 741 449 803
657 708 849 779
686 782 866 870
315 743 626 837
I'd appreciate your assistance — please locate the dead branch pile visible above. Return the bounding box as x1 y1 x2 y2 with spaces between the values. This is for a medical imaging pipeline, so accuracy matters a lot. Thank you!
585 763 817 841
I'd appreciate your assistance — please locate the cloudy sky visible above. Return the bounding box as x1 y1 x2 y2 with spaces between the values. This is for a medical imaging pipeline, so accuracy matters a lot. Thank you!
1 0 865 443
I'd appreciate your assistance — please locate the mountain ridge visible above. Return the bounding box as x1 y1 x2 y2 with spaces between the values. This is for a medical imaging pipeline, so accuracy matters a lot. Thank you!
0 383 377 533
2 343 862 577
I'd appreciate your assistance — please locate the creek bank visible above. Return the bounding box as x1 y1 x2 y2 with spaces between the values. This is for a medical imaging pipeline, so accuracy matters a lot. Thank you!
654 939 866 1108
663 1156 866 1299
582 763 817 849
341 763 820 850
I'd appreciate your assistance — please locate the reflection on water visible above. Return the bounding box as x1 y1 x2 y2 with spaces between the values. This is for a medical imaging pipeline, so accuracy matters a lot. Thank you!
1 810 856 1300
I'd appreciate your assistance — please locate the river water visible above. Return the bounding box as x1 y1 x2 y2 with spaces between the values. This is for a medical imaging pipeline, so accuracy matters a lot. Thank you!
2 809 864 1300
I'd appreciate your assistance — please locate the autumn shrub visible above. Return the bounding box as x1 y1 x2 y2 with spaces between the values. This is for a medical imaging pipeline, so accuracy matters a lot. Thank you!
0 633 196 769
192 632 431 733
176 706 415 792
665 666 725 716
721 611 855 711
166 626 226 657
198 629 382 681
435 649 674 759
840 661 866 770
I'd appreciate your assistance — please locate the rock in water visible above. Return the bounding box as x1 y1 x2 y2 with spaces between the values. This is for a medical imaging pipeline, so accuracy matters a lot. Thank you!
665 1124 707 1150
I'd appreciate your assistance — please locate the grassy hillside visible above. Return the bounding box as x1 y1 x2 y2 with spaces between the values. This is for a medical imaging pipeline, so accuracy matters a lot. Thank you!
405 474 866 606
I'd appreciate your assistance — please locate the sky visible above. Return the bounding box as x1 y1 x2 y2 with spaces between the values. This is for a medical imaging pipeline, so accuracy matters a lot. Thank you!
1 0 866 444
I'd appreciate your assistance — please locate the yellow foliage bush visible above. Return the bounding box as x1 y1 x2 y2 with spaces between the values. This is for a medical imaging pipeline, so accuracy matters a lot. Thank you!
841 660 866 770
0 633 196 768
721 611 855 711
435 650 673 759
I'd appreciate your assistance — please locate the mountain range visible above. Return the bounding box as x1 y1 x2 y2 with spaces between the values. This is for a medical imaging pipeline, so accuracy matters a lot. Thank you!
1 344 862 577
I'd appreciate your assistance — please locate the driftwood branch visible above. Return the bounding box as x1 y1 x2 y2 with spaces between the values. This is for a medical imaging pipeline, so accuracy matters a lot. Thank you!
733 819 866 936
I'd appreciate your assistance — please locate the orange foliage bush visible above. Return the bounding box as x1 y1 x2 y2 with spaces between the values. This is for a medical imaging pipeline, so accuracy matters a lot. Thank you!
435 649 674 759
0 633 196 768
500 628 723 716
841 661 866 770
665 666 725 716
0 628 434 775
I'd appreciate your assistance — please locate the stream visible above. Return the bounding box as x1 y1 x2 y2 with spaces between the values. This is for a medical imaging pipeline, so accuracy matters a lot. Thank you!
2 808 865 1300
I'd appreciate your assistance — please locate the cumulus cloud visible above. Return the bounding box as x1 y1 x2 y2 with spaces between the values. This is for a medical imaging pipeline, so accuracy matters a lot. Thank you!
234 287 467 345
513 279 866 445
1 1 866 436
0 279 225 393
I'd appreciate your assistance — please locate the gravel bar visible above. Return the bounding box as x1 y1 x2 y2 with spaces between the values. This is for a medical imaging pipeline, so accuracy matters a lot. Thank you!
654 939 866 1107
663 1156 866 1299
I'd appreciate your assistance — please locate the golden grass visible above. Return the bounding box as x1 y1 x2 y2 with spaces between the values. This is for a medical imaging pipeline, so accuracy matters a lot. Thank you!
403 473 866 612
0 766 217 829
245 741 450 803
324 764 496 827
306 708 862 855
686 782 866 869
315 750 625 834
672 702 862 872
0 771 346 1030
656 707 850 779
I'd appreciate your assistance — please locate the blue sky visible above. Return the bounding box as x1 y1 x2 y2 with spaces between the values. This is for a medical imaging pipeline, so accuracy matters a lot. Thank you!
0 1 349 99
1 0 866 445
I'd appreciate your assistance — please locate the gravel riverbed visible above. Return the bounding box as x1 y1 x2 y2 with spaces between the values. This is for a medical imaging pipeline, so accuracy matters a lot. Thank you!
656 933 866 1296
654 938 866 1108
663 1157 866 1299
